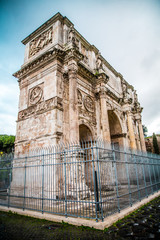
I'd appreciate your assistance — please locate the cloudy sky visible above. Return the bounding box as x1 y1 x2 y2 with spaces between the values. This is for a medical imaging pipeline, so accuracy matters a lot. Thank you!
0 0 160 136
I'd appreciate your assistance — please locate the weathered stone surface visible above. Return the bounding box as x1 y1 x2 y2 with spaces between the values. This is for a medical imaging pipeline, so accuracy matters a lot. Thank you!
13 12 146 153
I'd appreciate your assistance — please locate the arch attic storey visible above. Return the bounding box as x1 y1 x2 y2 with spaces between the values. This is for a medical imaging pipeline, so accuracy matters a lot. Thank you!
13 12 146 153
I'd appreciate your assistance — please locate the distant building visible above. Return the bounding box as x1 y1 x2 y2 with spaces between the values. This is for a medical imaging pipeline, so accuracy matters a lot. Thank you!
13 12 146 154
145 135 160 153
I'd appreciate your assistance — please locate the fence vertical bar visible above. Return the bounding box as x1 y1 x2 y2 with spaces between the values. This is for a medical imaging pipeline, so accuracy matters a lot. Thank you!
134 154 141 202
142 155 148 198
125 151 132 206
42 151 44 214
157 158 160 188
112 144 120 213
64 148 67 218
23 156 27 211
96 140 104 221
153 155 158 192
91 140 98 222
148 155 153 195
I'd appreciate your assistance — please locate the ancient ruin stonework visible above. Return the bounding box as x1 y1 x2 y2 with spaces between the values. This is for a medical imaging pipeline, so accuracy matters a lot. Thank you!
13 12 146 154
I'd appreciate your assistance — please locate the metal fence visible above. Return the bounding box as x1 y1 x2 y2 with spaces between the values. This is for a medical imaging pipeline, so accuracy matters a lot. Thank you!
0 140 160 221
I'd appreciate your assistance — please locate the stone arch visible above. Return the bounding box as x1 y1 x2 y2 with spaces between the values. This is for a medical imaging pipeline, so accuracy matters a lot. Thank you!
79 124 93 142
79 120 95 141
79 123 94 191
108 110 124 148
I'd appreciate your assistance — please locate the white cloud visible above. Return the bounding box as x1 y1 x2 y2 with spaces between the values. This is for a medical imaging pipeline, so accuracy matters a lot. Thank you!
147 117 160 136
0 113 17 135
0 83 19 135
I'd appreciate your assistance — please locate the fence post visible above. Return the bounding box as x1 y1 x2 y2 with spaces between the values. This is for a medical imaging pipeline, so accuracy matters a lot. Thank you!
23 156 27 211
42 151 44 214
112 144 120 213
96 140 104 221
134 154 141 202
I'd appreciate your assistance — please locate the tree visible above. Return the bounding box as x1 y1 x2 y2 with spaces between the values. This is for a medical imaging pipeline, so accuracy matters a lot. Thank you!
0 135 15 154
142 125 148 137
152 133 159 154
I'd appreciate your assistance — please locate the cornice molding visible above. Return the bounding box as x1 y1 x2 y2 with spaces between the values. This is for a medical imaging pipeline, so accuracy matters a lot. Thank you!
78 62 96 84
106 88 120 103
13 48 65 80
111 133 127 139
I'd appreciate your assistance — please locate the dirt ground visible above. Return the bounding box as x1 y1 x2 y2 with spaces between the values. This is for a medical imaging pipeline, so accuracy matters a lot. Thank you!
0 196 160 239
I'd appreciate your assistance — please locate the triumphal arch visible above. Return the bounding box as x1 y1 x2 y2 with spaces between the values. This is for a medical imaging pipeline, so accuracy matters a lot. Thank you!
13 12 146 154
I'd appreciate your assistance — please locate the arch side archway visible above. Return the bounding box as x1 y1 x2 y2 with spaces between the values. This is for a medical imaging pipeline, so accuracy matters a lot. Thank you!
108 110 124 149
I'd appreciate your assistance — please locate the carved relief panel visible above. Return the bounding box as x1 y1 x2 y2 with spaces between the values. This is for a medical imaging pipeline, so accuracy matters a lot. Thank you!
28 83 44 106
77 89 96 125
63 75 69 101
29 27 53 57
84 96 94 113
81 44 89 65
77 89 82 106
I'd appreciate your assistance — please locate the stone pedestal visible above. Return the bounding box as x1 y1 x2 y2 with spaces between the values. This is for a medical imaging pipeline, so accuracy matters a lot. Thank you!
60 147 91 200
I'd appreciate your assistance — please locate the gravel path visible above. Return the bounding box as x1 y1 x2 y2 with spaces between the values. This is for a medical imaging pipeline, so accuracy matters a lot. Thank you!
0 196 160 239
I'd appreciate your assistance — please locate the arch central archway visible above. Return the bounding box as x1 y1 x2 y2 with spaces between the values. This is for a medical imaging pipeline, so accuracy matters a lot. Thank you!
79 124 94 191
79 124 93 142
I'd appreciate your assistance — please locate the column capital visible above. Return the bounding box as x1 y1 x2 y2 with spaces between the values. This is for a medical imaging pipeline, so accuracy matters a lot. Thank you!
137 119 142 124
64 47 83 65
127 110 133 117
97 72 109 85
67 61 78 79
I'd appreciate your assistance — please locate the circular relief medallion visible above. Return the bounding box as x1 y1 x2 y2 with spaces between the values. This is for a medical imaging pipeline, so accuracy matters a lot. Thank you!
30 86 43 105
84 96 94 113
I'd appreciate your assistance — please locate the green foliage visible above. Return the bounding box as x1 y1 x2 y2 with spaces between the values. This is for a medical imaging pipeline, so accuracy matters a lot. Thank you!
0 135 15 154
152 133 159 154
94 71 99 76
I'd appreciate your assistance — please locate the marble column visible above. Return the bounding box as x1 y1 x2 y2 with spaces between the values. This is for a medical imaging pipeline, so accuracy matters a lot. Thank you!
100 90 111 143
135 122 141 151
127 112 137 150
68 61 79 142
137 119 146 152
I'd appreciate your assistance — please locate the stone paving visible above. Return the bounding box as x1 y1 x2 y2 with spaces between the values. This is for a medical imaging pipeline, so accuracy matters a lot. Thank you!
0 196 160 239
